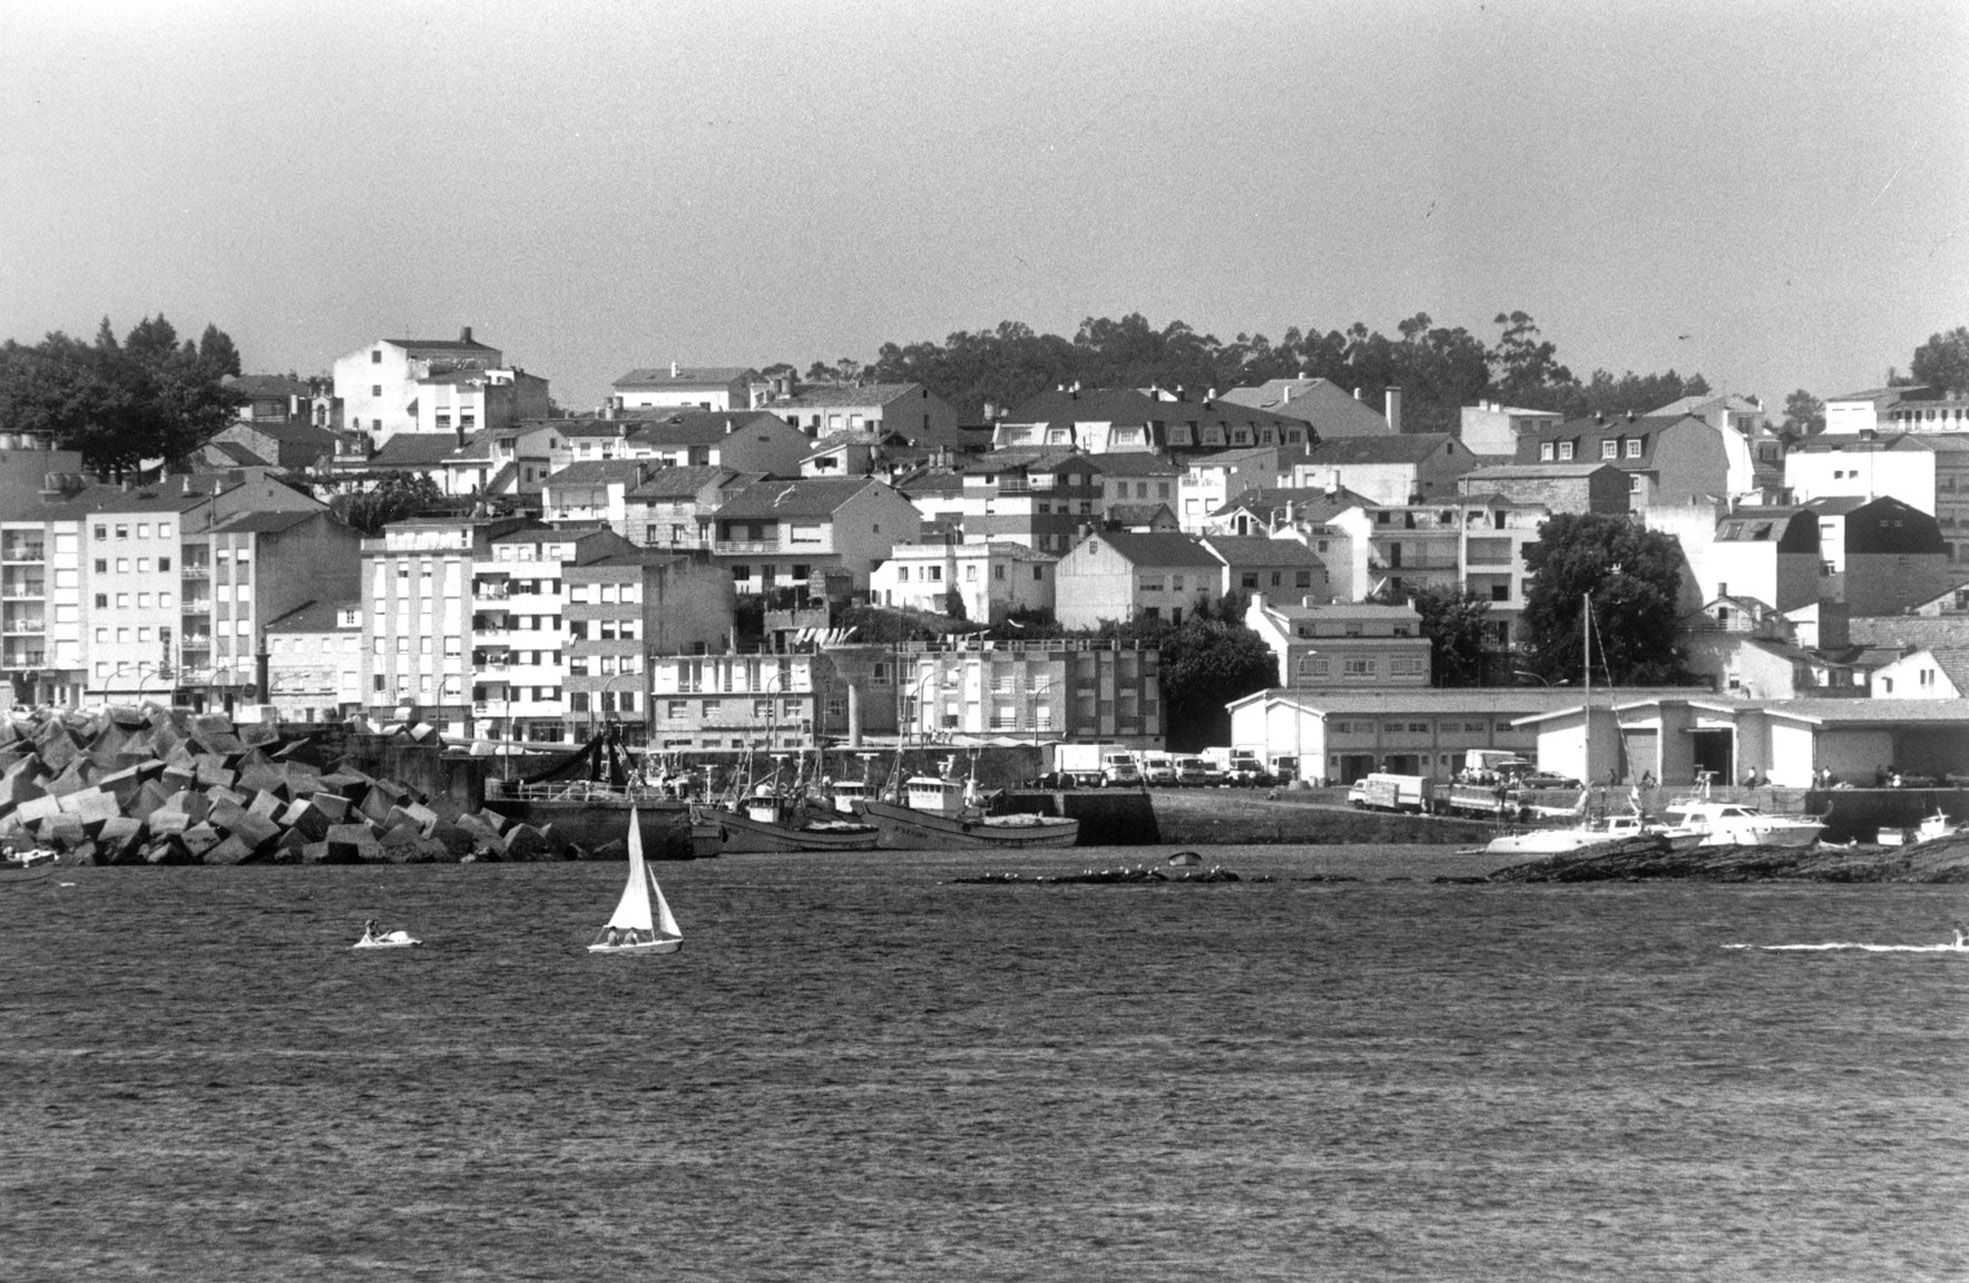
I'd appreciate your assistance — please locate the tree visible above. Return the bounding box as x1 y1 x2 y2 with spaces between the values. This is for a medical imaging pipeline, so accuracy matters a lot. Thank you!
329 473 445 535
1519 514 1690 686
197 323 242 378
1489 311 1574 409
1780 388 1825 438
942 587 967 621
0 315 246 474
1909 326 1969 397
1407 584 1491 687
1151 615 1278 751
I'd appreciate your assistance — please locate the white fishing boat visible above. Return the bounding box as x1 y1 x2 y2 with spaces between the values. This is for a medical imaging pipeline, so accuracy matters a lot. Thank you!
1876 810 1958 848
352 919 422 949
590 806 683 954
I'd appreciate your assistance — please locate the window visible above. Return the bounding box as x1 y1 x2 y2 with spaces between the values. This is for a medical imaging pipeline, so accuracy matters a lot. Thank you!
93 559 106 573
1558 442 1574 461
1540 443 1554 462
1602 440 1618 460
372 385 382 397
372 349 382 364
1626 439 1642 458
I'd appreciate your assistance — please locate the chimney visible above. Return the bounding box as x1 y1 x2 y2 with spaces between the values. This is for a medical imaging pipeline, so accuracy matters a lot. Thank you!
1353 387 1363 401
1626 408 1636 422
671 361 679 378
1385 387 1403 434
460 326 472 344
1280 384 1294 405
1595 412 1607 425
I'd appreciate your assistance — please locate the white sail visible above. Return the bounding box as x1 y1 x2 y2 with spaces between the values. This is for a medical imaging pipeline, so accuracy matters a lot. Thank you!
652 880 681 941
603 809 657 933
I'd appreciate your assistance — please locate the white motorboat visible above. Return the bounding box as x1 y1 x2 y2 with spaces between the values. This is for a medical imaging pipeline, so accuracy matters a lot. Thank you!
353 921 422 949
1659 796 1824 851
1484 810 1702 857
1877 811 1959 847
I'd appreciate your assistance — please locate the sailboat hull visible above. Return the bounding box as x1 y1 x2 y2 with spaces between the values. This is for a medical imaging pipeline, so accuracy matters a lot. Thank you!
854 799 1080 849
587 938 682 954
689 804 880 856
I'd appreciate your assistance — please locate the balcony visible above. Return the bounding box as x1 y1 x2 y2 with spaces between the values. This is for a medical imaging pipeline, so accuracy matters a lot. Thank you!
1 582 44 601
0 540 45 562
715 538 786 556
2 617 46 634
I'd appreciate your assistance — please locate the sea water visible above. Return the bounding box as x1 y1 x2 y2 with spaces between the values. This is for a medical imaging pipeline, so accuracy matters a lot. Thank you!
2 845 1965 1282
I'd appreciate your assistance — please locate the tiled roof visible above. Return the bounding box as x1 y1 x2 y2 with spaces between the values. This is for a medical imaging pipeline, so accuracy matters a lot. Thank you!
625 410 791 446
1085 452 1181 477
264 599 358 634
211 509 322 535
546 460 653 487
613 366 751 388
1200 534 1325 567
1105 503 1176 525
1461 462 1615 480
384 336 498 352
368 434 462 467
34 483 211 519
1307 433 1465 465
207 440 267 467
713 477 884 520
1218 378 1392 437
1213 485 1375 519
1072 529 1219 568
769 383 928 409
628 465 738 500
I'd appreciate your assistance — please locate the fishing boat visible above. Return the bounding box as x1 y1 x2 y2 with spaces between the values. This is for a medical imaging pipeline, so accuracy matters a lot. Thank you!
689 791 880 857
855 765 1080 850
1877 810 1959 847
589 806 683 954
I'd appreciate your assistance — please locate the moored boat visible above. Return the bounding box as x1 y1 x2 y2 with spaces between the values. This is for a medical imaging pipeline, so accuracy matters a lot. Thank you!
856 773 1080 850
1660 795 1824 851
689 792 879 857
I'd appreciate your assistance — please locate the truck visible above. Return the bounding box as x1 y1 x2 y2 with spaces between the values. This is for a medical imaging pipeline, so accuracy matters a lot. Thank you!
1051 743 1143 788
1442 751 1538 817
1204 746 1271 787
1169 754 1217 786
1347 772 1436 813
1137 751 1178 787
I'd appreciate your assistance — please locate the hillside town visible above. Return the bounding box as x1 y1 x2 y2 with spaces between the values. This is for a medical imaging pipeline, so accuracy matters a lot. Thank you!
2 320 1967 796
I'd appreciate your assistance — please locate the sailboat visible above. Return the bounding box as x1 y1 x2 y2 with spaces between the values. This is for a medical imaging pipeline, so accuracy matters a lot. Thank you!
1486 594 1696 858
589 806 684 954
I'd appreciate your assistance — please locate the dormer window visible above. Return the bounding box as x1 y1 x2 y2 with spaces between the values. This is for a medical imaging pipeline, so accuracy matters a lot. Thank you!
1558 441 1574 461
1626 438 1643 458
1540 443 1555 462
1602 440 1618 460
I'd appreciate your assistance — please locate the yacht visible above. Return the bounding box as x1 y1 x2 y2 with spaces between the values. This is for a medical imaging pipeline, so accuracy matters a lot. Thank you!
1660 795 1823 851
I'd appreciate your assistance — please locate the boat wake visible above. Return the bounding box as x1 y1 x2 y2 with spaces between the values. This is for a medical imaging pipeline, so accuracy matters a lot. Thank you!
1725 941 1969 953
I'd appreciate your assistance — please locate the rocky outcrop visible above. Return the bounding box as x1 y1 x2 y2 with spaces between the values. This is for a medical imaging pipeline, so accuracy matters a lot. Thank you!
1488 835 1969 883
0 705 583 866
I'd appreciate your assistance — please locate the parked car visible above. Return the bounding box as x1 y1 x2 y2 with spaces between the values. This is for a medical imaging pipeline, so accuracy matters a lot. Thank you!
1138 751 1178 786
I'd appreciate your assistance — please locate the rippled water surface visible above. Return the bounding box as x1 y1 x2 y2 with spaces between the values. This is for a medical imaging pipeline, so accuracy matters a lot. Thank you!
4 845 1967 1281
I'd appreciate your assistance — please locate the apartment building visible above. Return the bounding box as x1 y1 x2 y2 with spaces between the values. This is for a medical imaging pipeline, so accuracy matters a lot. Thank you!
1243 596 1429 692
264 599 364 722
329 328 504 448
868 541 1056 622
896 639 1163 745
563 549 735 748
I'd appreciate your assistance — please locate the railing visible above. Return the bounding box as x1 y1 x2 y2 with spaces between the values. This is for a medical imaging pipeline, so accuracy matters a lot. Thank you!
714 539 786 555
484 779 683 805
0 542 45 562
1 584 45 600
1 617 46 633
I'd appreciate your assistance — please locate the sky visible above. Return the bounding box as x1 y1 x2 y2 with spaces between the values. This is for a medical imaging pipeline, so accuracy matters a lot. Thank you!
3 0 1966 414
